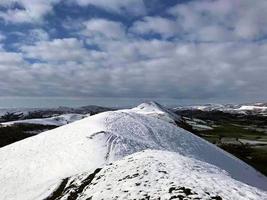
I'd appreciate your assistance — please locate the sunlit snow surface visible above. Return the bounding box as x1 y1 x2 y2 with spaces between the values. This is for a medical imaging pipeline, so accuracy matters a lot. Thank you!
0 102 267 200
59 150 266 200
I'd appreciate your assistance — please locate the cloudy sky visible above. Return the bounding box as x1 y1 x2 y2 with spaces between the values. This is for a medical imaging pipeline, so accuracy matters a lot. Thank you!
0 0 267 105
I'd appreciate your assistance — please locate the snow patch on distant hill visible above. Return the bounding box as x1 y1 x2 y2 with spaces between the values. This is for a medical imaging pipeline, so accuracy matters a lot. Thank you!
237 105 267 111
174 102 267 115
0 114 87 126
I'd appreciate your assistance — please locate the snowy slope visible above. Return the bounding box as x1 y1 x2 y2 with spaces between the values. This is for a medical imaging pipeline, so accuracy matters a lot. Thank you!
0 102 266 200
55 150 266 200
237 105 267 111
0 114 87 126
131 101 181 124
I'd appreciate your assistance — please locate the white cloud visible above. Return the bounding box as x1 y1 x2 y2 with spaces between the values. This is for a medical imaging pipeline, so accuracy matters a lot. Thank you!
0 50 35 95
130 17 179 39
169 0 267 41
82 18 125 39
29 29 50 41
0 0 146 24
0 51 24 66
73 0 146 15
21 38 89 62
0 34 266 100
0 0 267 101
0 0 60 23
191 25 236 42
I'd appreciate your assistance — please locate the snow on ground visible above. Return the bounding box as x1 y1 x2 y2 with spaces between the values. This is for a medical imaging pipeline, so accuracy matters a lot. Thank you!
239 139 267 145
56 150 266 200
174 104 227 112
190 124 213 131
0 102 266 200
0 108 33 117
0 114 87 127
174 103 267 115
185 119 213 131
131 101 181 124
192 105 209 111
237 105 267 111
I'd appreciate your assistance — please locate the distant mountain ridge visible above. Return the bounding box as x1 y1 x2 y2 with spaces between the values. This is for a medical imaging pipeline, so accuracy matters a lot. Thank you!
0 105 113 122
0 102 266 199
174 102 267 116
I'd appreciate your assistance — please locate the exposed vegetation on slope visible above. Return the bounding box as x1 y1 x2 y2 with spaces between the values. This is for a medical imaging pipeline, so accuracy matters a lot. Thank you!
174 109 267 176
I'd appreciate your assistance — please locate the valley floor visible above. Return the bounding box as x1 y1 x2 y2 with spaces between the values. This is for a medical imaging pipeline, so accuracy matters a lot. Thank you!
174 109 267 176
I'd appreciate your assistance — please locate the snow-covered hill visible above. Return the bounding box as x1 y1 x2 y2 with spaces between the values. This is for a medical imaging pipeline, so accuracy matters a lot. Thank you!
0 102 266 200
0 105 112 122
132 101 181 124
55 150 265 200
0 114 87 127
